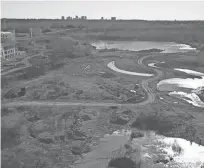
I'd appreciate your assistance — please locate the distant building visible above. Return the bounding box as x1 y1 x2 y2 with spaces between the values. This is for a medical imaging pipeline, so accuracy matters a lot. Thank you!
111 17 116 20
29 28 42 38
81 16 87 20
61 16 65 20
66 16 72 20
0 31 16 60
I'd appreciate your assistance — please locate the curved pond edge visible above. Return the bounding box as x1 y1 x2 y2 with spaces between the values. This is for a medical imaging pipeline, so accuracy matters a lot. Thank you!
107 61 154 77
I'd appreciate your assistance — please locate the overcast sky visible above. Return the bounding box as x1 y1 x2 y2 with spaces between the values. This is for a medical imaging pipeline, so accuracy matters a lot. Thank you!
1 1 204 20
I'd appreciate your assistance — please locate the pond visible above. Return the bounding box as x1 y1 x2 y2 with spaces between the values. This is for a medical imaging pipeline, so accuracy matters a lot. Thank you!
157 68 204 108
92 41 196 53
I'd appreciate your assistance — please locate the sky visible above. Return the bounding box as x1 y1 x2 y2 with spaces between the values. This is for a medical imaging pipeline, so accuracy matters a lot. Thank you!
1 1 204 20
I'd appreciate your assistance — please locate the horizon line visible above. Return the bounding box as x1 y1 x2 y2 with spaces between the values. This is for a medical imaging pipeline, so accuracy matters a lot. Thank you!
1 18 204 22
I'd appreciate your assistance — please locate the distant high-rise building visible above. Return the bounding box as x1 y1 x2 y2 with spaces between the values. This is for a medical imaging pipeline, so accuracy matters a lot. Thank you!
111 17 116 20
61 16 65 20
81 16 87 20
66 16 72 20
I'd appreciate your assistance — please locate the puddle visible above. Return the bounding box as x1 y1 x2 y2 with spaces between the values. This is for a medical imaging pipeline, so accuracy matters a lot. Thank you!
107 61 154 77
148 61 165 68
92 41 196 53
157 68 204 107
148 63 158 68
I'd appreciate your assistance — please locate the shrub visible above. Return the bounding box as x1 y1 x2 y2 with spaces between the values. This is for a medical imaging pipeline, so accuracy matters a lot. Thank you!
171 141 183 154
110 106 118 110
131 114 175 134
108 157 138 168
110 116 129 125
80 114 92 121
71 146 82 155
42 28 52 33
65 25 75 29
130 131 144 140
18 87 26 97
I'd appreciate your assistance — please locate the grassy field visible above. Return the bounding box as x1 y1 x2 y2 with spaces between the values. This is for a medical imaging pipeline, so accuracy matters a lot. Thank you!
3 19 204 48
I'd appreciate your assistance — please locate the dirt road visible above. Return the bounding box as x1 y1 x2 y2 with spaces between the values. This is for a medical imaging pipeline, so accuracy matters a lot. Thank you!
2 54 163 108
138 55 163 105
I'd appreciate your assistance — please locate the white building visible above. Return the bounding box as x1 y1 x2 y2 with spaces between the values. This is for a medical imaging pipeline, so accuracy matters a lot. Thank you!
0 42 16 60
1 31 16 60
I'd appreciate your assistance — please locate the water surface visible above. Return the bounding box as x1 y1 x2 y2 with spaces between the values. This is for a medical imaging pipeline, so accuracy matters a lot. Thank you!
92 41 196 53
157 68 204 107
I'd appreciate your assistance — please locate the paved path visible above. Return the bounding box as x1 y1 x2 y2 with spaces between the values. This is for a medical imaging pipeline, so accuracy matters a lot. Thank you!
2 54 163 108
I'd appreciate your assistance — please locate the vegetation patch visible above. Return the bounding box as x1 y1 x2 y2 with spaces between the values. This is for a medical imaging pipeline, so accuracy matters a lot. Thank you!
80 114 92 121
1 127 21 149
110 115 129 125
1 107 13 117
130 131 144 140
108 157 138 168
131 114 176 134
3 87 26 99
